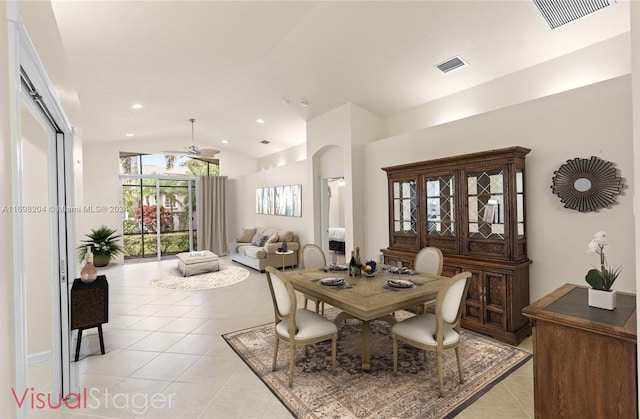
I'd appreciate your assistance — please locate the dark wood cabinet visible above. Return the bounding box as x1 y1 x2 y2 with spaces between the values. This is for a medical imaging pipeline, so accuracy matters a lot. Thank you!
71 275 109 361
523 284 637 419
381 147 531 344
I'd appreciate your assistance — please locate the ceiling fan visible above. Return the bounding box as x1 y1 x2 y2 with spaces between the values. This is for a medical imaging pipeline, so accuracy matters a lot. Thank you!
164 118 220 158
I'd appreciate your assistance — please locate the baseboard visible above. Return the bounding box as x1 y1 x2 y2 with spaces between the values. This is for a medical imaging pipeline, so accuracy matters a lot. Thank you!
27 350 51 364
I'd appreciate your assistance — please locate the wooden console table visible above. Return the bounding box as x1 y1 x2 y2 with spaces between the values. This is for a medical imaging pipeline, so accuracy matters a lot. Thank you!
71 275 109 362
522 284 637 419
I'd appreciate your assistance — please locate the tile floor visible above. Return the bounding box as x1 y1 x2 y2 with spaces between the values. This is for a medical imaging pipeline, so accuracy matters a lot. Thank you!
27 256 533 418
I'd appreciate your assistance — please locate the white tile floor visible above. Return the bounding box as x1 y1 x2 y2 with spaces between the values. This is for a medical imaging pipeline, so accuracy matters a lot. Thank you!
27 256 533 418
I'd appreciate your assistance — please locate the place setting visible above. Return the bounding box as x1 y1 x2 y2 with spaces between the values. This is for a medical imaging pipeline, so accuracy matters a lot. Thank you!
386 266 415 275
383 278 417 290
326 264 349 272
315 277 353 289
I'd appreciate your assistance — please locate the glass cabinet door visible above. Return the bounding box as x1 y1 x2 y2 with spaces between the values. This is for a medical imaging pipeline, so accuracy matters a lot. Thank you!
392 180 417 233
516 170 524 237
467 169 505 239
426 175 455 237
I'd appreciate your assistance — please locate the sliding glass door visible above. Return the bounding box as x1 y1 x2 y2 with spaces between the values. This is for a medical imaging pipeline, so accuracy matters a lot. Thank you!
121 175 198 260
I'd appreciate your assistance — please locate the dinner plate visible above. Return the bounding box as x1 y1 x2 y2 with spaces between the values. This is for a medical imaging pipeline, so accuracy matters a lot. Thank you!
319 277 345 287
329 264 348 271
385 279 415 289
386 267 415 275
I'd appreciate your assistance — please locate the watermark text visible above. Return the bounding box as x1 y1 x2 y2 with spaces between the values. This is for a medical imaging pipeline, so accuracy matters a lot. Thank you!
12 387 174 415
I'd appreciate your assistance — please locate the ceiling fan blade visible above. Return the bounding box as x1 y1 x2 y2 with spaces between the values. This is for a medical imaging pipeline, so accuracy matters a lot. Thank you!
199 148 221 157
163 120 221 158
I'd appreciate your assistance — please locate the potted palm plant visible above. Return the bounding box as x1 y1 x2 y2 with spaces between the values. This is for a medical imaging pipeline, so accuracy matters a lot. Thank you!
585 231 622 310
78 225 123 267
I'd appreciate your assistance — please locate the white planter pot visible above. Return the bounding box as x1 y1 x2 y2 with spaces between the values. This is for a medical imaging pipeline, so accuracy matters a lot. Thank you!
588 288 617 310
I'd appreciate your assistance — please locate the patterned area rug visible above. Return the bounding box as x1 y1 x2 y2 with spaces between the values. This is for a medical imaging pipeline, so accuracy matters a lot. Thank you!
223 309 531 418
149 266 249 290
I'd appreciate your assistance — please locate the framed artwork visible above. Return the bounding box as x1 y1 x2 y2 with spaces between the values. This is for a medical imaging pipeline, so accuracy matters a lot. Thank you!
256 184 301 217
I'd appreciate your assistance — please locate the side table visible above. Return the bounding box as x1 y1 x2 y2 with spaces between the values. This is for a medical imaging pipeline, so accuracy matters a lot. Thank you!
71 275 109 362
522 283 637 418
275 249 294 271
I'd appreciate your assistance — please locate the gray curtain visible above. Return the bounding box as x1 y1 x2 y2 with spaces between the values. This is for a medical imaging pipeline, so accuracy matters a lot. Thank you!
197 176 228 255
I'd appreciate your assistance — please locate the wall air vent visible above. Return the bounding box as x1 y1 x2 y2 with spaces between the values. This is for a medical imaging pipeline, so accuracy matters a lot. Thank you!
532 0 614 29
436 56 467 74
260 140 270 144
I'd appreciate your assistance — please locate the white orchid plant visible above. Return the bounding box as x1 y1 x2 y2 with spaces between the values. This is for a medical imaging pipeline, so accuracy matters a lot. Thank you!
585 231 622 292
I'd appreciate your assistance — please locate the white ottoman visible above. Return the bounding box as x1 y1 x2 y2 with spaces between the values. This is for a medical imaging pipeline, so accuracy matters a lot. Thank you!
176 251 219 277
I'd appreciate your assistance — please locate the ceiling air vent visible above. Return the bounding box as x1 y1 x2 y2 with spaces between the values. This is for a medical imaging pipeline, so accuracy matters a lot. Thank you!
436 56 467 74
532 0 614 29
260 140 270 144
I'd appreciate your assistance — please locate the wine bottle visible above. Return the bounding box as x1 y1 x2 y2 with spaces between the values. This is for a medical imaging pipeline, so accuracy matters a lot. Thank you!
354 247 362 277
348 250 356 277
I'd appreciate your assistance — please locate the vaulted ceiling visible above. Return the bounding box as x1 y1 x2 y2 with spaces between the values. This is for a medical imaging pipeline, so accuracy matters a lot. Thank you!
45 1 629 158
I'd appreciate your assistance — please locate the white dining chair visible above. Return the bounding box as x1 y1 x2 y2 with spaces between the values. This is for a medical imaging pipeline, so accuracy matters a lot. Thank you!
414 246 443 312
392 271 472 396
265 266 337 388
300 243 327 315
414 246 443 275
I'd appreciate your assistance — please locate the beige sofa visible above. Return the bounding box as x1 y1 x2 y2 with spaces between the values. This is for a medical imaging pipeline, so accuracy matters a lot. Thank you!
229 227 299 272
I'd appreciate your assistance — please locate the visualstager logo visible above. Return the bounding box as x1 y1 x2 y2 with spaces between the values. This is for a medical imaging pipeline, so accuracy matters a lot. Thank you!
12 387 175 415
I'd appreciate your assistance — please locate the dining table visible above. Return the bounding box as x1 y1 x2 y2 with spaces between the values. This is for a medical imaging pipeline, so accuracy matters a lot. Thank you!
283 266 447 372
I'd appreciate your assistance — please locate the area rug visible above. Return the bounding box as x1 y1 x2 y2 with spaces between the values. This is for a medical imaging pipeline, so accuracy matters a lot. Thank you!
223 309 531 418
149 266 249 290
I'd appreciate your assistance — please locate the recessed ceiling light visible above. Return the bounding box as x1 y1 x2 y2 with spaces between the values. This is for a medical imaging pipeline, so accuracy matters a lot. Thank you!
256 118 264 124
299 98 309 107
260 140 270 144
125 133 135 137
221 140 228 144
131 103 143 109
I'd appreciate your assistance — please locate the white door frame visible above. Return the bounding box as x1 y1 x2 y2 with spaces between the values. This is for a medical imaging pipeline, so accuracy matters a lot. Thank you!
320 176 331 257
9 2 76 416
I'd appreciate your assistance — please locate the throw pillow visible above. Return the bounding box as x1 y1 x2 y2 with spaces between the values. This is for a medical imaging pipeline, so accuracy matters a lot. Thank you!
237 228 256 243
278 230 294 242
251 233 268 247
267 231 279 243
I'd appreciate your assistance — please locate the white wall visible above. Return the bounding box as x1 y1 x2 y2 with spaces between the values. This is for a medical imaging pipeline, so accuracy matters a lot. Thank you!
307 105 354 246
236 159 311 246
366 75 635 301
258 143 306 171
305 103 383 251
384 33 631 138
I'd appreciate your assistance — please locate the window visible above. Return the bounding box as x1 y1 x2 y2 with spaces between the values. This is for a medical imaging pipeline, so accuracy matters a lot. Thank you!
164 196 178 209
119 152 220 176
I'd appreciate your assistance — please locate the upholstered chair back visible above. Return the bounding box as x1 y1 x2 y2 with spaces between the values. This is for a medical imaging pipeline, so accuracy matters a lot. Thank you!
301 244 326 269
414 247 443 275
266 267 293 318
440 274 470 325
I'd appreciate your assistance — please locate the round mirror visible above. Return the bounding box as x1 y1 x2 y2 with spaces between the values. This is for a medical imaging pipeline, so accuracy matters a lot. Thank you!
573 178 592 192
551 156 624 212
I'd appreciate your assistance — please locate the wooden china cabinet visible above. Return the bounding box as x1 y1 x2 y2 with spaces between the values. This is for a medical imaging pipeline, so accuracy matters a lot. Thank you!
381 147 532 345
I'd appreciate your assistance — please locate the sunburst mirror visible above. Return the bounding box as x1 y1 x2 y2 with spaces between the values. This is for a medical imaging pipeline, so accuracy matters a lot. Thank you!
550 156 624 212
